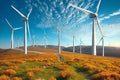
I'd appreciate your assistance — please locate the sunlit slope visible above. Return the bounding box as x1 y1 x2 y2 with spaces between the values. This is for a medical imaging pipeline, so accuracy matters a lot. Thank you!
0 48 120 80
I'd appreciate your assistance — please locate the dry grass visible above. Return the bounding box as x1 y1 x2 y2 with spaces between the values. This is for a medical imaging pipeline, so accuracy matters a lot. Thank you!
0 47 120 80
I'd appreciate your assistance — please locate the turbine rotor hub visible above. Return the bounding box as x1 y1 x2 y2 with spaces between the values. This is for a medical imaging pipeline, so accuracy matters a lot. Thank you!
89 13 97 18
23 17 28 21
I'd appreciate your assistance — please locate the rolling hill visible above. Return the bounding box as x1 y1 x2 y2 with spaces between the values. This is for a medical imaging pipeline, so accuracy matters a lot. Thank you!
63 46 120 57
0 47 120 80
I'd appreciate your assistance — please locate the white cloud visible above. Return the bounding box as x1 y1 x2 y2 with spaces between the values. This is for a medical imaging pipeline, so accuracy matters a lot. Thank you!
100 9 120 21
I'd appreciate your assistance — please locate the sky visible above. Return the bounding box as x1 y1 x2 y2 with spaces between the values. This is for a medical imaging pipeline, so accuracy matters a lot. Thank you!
0 0 120 49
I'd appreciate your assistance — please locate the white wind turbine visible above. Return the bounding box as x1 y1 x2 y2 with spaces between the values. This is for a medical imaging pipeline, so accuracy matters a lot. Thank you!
32 35 35 47
53 26 61 55
69 0 104 55
51 24 65 61
73 35 75 53
99 10 120 56
80 39 83 53
43 30 47 48
5 18 22 49
97 36 104 56
50 23 61 55
11 5 32 54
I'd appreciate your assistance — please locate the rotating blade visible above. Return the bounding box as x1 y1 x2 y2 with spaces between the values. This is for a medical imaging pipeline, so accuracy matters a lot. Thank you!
5 18 13 29
69 3 95 15
11 5 26 18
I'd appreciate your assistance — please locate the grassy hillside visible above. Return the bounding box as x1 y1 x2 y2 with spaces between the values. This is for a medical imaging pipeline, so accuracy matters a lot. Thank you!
0 48 120 80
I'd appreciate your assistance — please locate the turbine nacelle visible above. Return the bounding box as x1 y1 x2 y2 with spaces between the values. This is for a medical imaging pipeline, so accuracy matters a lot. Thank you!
89 13 97 18
23 17 28 21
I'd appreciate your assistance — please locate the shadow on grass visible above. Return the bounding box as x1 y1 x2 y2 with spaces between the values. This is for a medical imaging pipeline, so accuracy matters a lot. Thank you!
76 66 95 75
56 76 72 80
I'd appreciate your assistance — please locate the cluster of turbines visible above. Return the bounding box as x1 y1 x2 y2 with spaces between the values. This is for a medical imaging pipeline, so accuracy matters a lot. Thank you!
5 5 32 54
4 0 117 57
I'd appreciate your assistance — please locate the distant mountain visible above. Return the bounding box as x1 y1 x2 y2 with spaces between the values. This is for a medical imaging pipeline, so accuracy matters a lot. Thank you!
63 46 120 58
0 49 11 54
0 49 4 52
27 45 65 50
3 45 120 58
31 45 120 58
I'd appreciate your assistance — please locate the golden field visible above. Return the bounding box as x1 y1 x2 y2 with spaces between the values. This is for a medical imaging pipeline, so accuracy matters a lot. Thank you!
0 47 120 80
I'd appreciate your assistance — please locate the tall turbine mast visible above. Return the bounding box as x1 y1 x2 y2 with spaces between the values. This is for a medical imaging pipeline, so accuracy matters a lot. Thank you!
5 18 22 49
58 29 61 54
80 39 82 53
73 35 75 53
69 0 104 56
98 36 104 56
51 23 63 61
44 29 47 48
11 5 32 54
102 37 104 56
32 35 35 47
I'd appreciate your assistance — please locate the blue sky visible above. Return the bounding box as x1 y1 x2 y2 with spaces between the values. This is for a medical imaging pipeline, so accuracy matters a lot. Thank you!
0 0 120 49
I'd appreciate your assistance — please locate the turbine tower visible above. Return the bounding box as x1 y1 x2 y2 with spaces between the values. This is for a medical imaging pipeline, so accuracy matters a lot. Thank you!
73 35 75 53
32 35 35 47
80 39 82 53
51 24 62 61
5 18 22 49
51 24 61 55
44 30 47 48
98 36 104 56
69 0 104 55
11 5 32 54
58 30 61 54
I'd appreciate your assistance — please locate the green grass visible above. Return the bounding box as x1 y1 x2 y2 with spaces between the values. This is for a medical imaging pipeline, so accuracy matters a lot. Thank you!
68 65 86 80
14 62 86 80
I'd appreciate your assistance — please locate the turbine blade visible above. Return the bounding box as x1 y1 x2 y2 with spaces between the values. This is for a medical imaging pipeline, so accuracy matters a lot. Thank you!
27 8 32 18
69 3 95 15
11 5 26 18
5 18 13 29
27 21 32 41
96 0 101 13
96 17 104 36
97 37 102 45
14 27 22 30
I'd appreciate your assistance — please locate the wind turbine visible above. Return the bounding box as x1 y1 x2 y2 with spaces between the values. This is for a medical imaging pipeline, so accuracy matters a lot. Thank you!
73 35 75 53
44 30 47 48
97 35 106 56
5 18 22 49
32 35 35 47
51 23 64 61
36 36 40 47
11 5 32 54
69 0 104 55
80 39 83 53
54 26 61 55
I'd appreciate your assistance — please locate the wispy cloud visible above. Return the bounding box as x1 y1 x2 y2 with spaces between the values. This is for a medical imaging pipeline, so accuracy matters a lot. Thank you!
23 0 120 47
24 0 96 29
100 9 120 21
